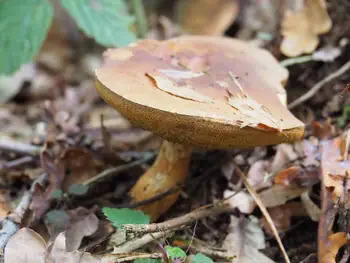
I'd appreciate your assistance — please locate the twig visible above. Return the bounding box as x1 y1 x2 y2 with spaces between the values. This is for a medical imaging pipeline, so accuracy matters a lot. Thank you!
235 165 291 263
279 55 313 67
189 245 236 260
83 153 155 186
121 202 232 237
0 138 41 156
111 231 173 253
288 60 350 109
103 252 163 263
0 172 47 262
130 0 148 38
0 156 34 172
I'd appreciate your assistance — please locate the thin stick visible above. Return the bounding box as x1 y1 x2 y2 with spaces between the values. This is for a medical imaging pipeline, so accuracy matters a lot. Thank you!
103 252 163 263
111 231 173 253
235 166 291 263
83 153 155 186
0 156 34 171
279 55 313 67
288 60 350 109
122 202 231 235
0 138 41 156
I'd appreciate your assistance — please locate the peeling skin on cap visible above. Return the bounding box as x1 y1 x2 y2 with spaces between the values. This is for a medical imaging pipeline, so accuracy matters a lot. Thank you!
95 36 305 149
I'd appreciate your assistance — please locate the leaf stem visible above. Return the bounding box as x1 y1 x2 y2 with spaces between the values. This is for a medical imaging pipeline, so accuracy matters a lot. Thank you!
130 0 148 38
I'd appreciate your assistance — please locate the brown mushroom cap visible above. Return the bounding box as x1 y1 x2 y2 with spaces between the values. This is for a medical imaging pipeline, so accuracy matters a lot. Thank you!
95 36 304 149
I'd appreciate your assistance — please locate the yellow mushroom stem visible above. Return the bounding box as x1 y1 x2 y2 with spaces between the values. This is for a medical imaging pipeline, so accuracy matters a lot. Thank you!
129 140 193 221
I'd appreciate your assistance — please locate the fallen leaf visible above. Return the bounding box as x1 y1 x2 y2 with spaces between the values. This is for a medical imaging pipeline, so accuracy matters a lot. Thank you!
4 228 46 263
247 160 272 191
222 216 275 263
224 190 256 214
4 227 102 263
60 147 99 191
321 137 350 201
318 232 348 263
259 184 308 207
270 144 298 173
260 202 307 236
181 0 239 36
30 146 66 223
66 207 99 252
274 166 320 188
0 63 35 103
280 0 332 57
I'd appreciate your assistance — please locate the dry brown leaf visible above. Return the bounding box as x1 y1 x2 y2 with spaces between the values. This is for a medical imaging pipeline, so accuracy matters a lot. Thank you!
280 0 332 57
274 166 320 188
222 216 275 263
321 137 350 201
4 228 47 263
181 0 239 36
4 228 102 263
66 207 99 252
318 232 348 263
259 184 308 207
260 202 307 236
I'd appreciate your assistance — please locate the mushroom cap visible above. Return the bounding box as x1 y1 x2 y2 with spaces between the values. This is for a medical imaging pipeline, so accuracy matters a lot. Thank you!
95 35 305 149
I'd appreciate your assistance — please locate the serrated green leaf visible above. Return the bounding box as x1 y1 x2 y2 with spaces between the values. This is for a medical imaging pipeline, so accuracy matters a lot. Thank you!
60 0 136 47
165 246 186 262
102 207 149 228
68 184 89 196
0 0 53 75
134 258 162 263
192 253 213 263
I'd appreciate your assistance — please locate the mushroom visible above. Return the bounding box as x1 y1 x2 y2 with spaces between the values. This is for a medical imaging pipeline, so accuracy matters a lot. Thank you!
94 36 305 221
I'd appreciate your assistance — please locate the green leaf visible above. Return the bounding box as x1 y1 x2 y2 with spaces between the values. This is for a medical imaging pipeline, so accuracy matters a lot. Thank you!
165 246 186 262
68 184 89 196
51 189 63 199
134 259 162 263
60 0 136 47
45 210 69 233
192 253 213 263
102 207 150 228
0 0 53 75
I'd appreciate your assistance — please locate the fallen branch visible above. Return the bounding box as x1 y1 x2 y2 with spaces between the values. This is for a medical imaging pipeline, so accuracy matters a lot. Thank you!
111 231 173 253
235 165 291 263
288 60 350 109
121 202 232 238
103 252 163 263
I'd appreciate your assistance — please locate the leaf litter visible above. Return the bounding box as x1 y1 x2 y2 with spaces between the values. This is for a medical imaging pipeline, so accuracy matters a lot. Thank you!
0 1 350 263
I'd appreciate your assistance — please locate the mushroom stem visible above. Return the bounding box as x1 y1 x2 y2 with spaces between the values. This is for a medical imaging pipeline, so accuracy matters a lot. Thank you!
129 140 193 221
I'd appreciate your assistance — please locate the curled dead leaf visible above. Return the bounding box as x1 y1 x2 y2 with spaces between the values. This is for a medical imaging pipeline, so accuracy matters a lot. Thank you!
319 232 348 263
280 0 332 57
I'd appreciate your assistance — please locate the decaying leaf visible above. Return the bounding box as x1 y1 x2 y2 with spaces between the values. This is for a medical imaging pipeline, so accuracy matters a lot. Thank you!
259 184 308 207
274 166 320 188
280 0 332 57
321 137 350 201
4 228 102 263
4 228 47 263
181 0 239 36
301 191 321 222
65 207 99 252
224 190 256 214
318 232 348 263
260 202 307 236
222 216 275 263
247 160 272 191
